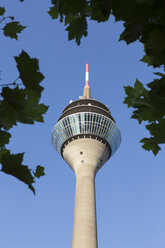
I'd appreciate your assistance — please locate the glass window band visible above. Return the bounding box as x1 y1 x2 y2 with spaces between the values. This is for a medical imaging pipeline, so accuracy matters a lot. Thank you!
51 112 121 156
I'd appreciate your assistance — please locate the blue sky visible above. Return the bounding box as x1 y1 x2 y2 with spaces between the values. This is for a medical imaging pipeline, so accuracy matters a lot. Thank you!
0 1 165 248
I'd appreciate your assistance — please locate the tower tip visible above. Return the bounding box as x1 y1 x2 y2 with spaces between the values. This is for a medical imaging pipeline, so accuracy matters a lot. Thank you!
86 63 89 73
85 63 89 88
83 63 91 99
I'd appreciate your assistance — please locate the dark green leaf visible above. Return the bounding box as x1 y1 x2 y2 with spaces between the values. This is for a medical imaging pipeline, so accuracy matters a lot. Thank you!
124 79 146 108
89 0 111 22
0 130 11 148
48 6 59 19
0 51 48 130
140 137 161 155
66 16 87 45
0 7 5 15
9 16 15 20
140 54 152 66
34 165 45 178
146 30 165 50
19 101 48 124
0 149 35 193
119 20 145 44
146 119 165 143
3 21 26 39
124 74 165 154
0 87 25 129
154 72 165 77
15 51 44 98
0 86 48 129
51 0 86 15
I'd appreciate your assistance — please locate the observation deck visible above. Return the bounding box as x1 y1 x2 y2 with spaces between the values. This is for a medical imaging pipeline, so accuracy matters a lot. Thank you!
51 98 121 157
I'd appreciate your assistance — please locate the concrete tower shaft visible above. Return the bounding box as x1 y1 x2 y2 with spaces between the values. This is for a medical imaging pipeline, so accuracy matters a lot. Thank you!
63 138 109 248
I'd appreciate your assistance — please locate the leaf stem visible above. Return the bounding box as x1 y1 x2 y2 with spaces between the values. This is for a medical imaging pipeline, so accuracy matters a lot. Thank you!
0 76 20 87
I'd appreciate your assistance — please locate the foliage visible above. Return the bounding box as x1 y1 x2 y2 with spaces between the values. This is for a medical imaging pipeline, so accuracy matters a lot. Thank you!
0 6 25 39
0 149 45 194
0 6 48 193
3 21 26 39
48 0 165 155
124 76 165 155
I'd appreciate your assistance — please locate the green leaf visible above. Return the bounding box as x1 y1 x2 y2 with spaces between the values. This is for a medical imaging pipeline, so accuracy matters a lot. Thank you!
124 76 165 122
0 51 48 130
124 74 165 154
125 79 145 97
124 79 146 108
146 30 165 50
89 0 111 22
48 6 59 19
146 119 165 143
15 51 44 98
154 72 165 77
0 87 25 129
19 101 49 124
0 7 5 15
0 86 48 129
140 137 161 155
0 130 11 148
66 16 87 45
119 20 145 44
0 149 35 193
51 0 86 15
3 21 26 39
9 16 15 21
34 165 45 178
140 54 152 66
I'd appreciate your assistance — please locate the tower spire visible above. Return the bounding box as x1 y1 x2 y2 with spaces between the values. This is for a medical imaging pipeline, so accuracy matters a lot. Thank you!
85 63 89 87
83 63 91 99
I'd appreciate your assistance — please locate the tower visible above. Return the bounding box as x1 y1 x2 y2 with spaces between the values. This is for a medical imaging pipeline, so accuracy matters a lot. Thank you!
51 64 121 248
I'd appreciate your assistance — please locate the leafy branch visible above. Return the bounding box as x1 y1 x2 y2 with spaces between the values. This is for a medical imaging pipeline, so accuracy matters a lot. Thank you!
124 75 165 155
0 5 48 193
0 51 48 193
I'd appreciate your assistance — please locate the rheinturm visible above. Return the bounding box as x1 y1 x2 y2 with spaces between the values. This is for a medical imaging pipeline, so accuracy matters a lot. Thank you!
51 64 121 248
